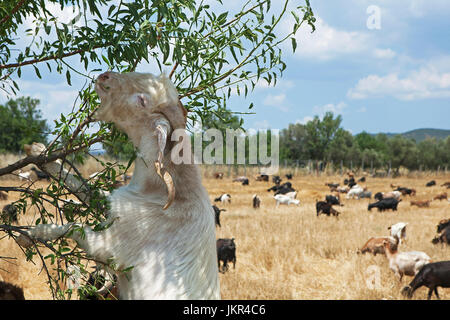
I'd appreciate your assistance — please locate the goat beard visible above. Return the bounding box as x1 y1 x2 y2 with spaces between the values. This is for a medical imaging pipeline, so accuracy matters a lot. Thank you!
153 119 175 210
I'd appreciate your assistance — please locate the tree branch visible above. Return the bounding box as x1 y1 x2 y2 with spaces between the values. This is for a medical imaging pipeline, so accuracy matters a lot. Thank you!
0 0 28 26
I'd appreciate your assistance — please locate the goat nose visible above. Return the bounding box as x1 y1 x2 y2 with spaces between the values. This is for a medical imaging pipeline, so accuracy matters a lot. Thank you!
98 72 110 81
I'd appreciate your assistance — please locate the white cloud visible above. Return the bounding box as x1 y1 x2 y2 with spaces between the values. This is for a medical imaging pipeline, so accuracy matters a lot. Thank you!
263 93 289 112
1 79 80 125
286 17 370 61
312 102 347 116
347 59 450 100
373 48 396 59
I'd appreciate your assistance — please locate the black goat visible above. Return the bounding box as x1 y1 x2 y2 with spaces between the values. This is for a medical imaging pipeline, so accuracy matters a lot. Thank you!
316 201 340 217
426 180 436 187
368 198 401 212
0 281 25 300
267 182 293 195
272 175 282 185
242 178 249 186
212 205 226 228
325 195 341 206
402 261 450 299
285 173 293 180
217 238 236 273
252 195 261 209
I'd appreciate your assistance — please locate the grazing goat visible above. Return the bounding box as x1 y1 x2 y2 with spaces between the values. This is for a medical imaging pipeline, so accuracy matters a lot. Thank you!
16 72 220 299
368 198 401 212
402 261 450 300
0 191 7 201
325 195 341 206
31 167 50 181
232 176 248 183
285 173 293 180
213 172 224 179
1 204 18 223
217 238 236 273
18 170 31 181
382 240 431 282
359 190 372 199
255 174 269 182
241 178 249 186
374 191 401 201
433 192 447 201
212 205 226 228
432 220 450 245
316 201 340 217
272 175 282 185
0 281 25 300
357 177 366 183
274 194 300 207
358 236 398 256
440 182 450 187
346 184 364 199
410 200 431 208
388 222 408 245
395 187 416 196
336 186 349 194
214 193 231 204
426 180 436 187
252 194 261 209
325 182 340 189
268 182 295 195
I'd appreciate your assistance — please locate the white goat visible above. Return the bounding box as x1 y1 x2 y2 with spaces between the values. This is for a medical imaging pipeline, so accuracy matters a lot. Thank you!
346 184 364 199
18 170 31 181
388 222 408 245
214 193 231 204
17 72 220 300
274 194 300 207
382 240 431 282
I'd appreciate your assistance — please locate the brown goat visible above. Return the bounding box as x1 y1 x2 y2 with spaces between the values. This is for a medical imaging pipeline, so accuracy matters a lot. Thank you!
410 200 432 208
433 192 448 201
358 236 399 256
213 172 224 179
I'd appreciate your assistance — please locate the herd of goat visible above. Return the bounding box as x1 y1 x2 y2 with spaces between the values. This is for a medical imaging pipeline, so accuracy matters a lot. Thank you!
212 171 450 300
1 166 450 300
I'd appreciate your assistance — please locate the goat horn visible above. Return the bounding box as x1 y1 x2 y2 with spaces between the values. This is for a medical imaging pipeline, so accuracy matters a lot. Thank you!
154 155 175 210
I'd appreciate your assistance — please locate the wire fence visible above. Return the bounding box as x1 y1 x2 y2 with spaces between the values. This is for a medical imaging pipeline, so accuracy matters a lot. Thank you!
199 160 450 179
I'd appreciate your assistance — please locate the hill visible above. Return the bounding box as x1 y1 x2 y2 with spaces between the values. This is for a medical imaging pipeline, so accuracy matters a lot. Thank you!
378 128 450 142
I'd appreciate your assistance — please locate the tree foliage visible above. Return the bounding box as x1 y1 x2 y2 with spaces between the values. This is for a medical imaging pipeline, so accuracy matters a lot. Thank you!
0 96 49 153
0 0 316 299
279 113 450 172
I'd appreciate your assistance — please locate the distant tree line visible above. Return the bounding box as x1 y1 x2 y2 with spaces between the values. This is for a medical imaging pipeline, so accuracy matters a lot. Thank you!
279 112 450 173
1 98 449 173
0 97 49 153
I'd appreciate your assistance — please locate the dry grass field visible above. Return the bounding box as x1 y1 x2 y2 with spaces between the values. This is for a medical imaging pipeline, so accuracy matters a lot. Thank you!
0 161 449 300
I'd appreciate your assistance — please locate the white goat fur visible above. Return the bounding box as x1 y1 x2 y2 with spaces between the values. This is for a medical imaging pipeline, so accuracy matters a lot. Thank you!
274 194 300 207
388 222 408 245
346 184 364 199
17 72 220 300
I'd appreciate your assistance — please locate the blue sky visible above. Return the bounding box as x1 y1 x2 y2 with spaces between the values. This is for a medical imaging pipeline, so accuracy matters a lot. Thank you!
1 0 450 136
